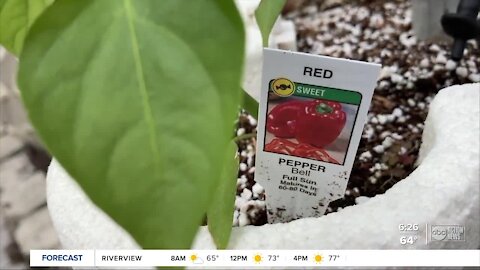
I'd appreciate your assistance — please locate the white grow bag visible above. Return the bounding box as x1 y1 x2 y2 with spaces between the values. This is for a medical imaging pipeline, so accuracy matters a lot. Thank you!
46 83 479 250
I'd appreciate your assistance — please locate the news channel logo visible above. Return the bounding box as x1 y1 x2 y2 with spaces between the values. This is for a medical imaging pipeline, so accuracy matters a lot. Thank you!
430 225 465 241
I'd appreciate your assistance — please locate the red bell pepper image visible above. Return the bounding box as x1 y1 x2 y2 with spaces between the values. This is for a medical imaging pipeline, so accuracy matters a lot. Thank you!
295 99 346 148
292 143 339 164
266 100 305 138
264 138 296 155
266 99 346 147
266 99 346 162
264 139 339 164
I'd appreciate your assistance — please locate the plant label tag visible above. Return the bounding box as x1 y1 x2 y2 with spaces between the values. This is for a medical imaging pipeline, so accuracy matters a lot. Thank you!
255 49 381 223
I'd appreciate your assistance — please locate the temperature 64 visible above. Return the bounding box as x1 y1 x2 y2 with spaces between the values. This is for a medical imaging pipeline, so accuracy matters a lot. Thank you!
400 236 418 245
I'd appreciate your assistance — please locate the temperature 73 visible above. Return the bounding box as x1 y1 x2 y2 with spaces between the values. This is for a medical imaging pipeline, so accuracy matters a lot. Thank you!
268 255 279 261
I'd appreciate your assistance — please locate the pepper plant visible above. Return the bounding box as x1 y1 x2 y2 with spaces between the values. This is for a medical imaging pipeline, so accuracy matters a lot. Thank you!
0 0 285 249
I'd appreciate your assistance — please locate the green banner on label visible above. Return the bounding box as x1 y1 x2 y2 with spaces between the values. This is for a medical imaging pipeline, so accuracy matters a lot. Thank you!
293 83 362 105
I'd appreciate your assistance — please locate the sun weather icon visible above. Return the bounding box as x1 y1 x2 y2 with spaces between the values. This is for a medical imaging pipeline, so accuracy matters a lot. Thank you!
253 253 263 263
314 254 323 264
190 254 204 264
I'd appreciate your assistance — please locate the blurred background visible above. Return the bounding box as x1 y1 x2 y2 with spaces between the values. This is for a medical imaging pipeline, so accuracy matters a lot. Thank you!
1 47 59 269
0 0 478 268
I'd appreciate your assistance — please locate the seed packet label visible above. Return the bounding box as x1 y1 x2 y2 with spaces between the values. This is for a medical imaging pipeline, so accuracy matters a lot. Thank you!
255 49 381 223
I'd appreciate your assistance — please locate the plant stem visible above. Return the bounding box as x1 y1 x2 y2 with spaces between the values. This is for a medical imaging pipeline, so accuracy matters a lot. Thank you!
234 132 257 142
241 90 259 119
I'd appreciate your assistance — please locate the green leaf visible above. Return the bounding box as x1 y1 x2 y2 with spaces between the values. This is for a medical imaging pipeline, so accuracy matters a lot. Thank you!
242 90 259 119
255 0 286 47
207 141 239 249
19 0 244 249
0 0 53 55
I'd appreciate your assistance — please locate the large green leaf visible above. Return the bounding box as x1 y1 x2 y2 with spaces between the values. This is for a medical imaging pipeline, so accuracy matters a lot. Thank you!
255 0 286 46
0 0 53 55
207 141 239 249
19 0 244 249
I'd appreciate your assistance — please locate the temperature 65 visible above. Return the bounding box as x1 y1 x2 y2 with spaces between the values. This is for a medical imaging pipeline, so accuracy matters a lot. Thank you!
207 255 219 261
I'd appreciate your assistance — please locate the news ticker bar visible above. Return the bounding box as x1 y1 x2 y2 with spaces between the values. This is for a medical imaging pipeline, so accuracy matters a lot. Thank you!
30 249 480 267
